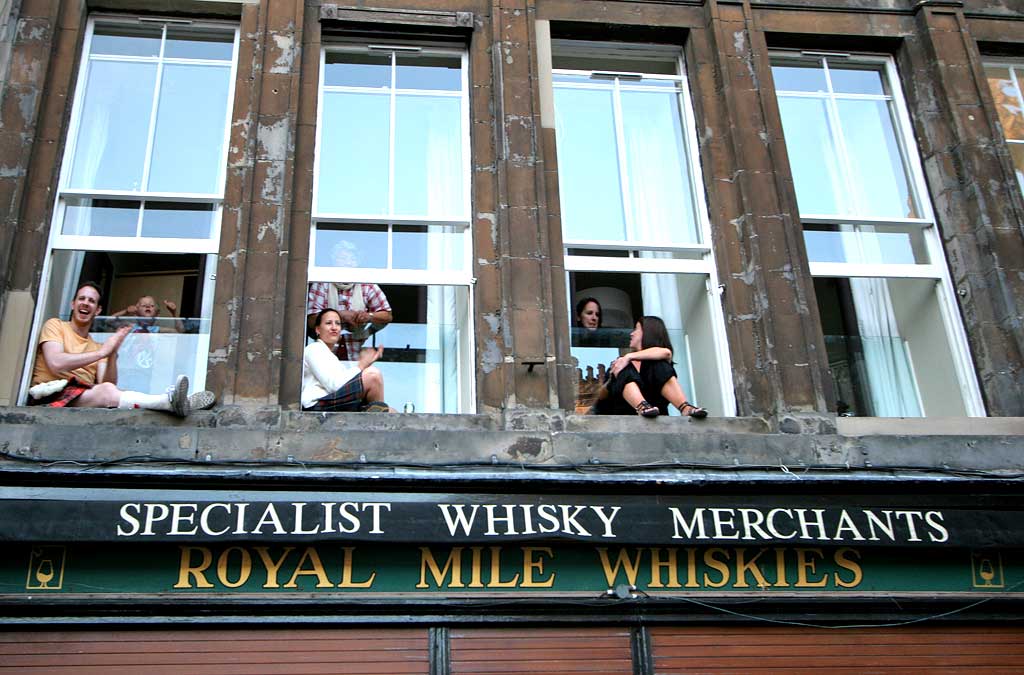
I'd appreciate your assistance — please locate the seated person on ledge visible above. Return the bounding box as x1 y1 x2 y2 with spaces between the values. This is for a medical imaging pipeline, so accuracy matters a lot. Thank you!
302 308 391 413
591 315 708 419
28 282 214 416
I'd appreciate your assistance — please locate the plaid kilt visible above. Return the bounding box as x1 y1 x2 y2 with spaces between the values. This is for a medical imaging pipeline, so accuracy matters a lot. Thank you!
28 377 92 408
304 372 365 412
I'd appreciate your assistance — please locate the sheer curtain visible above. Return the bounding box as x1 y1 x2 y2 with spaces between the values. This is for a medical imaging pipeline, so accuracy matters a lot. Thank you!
623 87 692 387
845 226 922 417
424 97 463 413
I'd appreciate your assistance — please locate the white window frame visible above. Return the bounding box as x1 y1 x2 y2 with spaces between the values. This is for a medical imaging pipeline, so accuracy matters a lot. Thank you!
982 58 1024 195
310 42 472 287
772 50 985 416
19 15 239 402
554 41 736 416
51 15 239 255
309 41 476 414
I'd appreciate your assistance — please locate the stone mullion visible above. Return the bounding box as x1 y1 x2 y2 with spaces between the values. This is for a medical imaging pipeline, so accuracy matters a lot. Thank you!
210 0 303 405
699 0 831 422
488 0 557 411
0 0 78 406
905 6 1024 416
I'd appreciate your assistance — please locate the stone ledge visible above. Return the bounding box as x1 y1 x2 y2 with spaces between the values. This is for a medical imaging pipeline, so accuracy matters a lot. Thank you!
1 406 1022 474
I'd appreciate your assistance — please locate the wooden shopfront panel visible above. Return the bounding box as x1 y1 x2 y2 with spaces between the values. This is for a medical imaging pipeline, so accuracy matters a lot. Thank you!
0 628 430 675
650 625 1024 674
450 627 634 675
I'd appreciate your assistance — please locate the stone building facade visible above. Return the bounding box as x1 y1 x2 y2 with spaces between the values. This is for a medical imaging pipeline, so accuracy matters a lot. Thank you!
0 0 1023 671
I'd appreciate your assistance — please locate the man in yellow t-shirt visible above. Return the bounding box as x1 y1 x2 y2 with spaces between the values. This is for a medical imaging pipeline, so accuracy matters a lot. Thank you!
28 282 214 416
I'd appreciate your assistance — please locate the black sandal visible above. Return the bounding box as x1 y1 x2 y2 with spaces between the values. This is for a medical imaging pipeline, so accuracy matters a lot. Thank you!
635 400 660 418
680 402 708 419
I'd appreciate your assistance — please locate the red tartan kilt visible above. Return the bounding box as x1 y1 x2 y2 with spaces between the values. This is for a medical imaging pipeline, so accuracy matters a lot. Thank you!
28 378 92 407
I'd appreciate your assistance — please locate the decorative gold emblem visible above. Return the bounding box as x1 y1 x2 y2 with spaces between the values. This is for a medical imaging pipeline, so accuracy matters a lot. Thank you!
26 546 66 590
970 551 1004 589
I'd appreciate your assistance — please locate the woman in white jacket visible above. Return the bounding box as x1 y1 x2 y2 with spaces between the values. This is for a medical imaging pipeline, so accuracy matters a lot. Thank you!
301 308 389 412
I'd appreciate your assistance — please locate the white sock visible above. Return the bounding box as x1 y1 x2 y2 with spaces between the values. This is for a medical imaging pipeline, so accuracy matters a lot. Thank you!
117 391 171 411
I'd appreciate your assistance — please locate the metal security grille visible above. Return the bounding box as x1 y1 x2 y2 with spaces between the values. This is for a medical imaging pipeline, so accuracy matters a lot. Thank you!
649 625 1024 674
0 628 430 674
449 627 635 675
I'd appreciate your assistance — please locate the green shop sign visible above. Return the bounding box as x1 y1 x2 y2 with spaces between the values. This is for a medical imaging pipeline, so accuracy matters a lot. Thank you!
5 544 1020 599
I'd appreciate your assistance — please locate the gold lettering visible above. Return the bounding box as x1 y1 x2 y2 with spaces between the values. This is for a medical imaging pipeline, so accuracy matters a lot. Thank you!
216 546 252 588
773 547 790 587
416 547 464 589
337 547 376 588
174 546 214 589
596 548 643 587
684 548 700 588
253 546 295 589
703 548 731 588
487 546 520 588
521 547 555 588
648 548 681 588
733 547 770 589
284 547 333 588
469 547 485 588
833 547 863 588
795 548 828 587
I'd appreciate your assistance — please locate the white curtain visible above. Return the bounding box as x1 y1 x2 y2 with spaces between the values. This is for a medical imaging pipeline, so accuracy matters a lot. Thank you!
621 88 694 399
424 97 463 413
846 228 922 416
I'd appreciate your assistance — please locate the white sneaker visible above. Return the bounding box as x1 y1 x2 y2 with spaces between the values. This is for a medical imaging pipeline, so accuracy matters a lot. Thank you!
168 375 191 417
188 390 216 411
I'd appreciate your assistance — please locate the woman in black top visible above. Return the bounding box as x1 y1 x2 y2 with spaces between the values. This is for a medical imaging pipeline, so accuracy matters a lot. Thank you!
592 315 708 419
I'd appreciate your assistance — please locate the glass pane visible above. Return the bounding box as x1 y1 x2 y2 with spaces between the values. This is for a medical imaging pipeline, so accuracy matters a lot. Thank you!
61 198 139 237
315 226 388 268
373 284 471 414
815 277 966 417
393 224 465 271
777 96 846 215
165 28 234 60
69 60 157 191
552 73 591 86
394 95 464 219
803 223 929 264
140 202 215 238
91 25 161 57
554 86 626 241
837 99 918 219
828 63 885 95
396 54 461 91
324 52 391 88
318 91 390 215
40 250 212 396
771 62 827 93
984 66 1024 141
620 90 699 244
568 271 725 416
148 64 232 194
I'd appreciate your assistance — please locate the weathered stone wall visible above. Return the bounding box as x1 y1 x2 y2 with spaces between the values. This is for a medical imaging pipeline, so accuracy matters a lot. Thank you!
0 0 1022 419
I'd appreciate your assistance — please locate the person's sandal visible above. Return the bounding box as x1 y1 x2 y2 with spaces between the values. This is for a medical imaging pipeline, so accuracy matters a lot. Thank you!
635 400 660 418
680 401 708 419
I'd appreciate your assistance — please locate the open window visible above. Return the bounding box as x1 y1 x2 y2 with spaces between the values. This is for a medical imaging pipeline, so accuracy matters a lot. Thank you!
21 17 238 401
552 41 734 415
771 52 984 416
308 43 473 414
